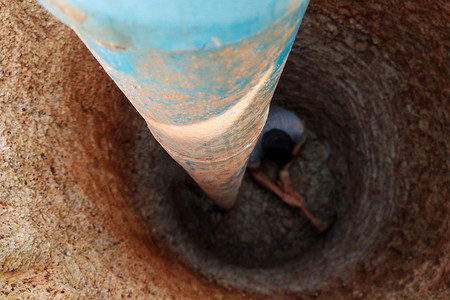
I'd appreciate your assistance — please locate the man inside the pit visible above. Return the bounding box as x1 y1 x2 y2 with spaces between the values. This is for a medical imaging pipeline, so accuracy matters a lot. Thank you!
247 105 331 232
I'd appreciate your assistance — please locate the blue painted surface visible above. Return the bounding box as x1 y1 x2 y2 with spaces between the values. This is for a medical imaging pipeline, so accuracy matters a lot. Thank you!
73 4 307 126
39 0 307 51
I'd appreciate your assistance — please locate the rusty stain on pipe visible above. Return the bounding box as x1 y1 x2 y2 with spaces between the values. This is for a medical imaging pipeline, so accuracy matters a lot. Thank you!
47 0 87 24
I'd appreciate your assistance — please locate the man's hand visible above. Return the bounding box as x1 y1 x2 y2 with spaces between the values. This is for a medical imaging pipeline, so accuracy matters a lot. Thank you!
281 191 303 207
250 165 333 233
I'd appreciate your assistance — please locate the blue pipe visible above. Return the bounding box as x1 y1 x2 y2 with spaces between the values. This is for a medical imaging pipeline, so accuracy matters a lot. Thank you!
38 0 310 209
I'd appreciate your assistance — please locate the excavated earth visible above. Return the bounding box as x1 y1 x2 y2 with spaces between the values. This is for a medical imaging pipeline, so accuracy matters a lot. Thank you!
1 0 449 299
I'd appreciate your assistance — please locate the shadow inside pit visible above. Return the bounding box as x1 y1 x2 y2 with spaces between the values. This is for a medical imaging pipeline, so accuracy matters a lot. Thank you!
169 119 344 269
129 89 354 271
128 15 402 291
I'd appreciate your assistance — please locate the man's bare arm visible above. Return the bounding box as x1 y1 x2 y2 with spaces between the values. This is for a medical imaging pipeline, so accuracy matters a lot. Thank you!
249 167 331 232
278 143 303 192
291 191 332 232
282 143 302 171
248 167 300 207
249 167 284 198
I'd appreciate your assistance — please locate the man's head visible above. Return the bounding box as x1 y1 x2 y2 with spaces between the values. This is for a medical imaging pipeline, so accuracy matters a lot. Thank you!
261 129 294 167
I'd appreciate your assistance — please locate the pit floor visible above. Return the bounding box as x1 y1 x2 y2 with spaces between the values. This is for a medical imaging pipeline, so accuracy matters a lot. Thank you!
131 109 343 278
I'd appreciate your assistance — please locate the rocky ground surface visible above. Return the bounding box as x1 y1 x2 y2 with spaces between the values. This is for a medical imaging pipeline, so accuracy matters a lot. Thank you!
136 125 338 269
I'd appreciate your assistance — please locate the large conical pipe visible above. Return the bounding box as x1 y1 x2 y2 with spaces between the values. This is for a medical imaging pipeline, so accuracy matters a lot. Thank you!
38 0 310 209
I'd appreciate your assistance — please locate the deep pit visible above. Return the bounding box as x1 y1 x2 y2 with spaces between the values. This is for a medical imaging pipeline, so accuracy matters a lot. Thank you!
130 12 403 292
1 0 448 299
126 0 449 295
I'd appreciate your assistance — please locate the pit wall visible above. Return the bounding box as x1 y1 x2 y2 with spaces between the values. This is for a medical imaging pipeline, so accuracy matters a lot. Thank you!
0 0 449 299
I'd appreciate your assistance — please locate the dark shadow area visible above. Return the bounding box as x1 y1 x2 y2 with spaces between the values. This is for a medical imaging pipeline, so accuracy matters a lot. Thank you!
127 3 449 294
129 18 401 292
117 0 449 297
